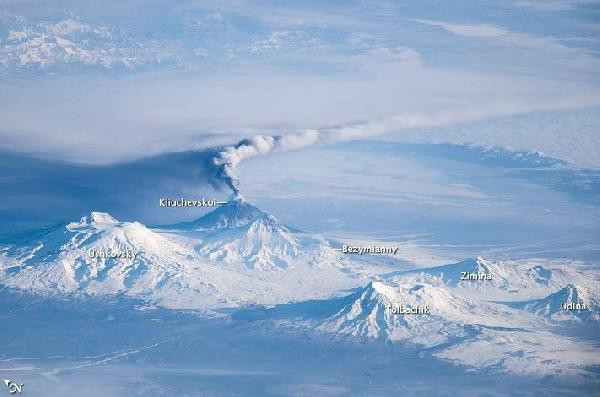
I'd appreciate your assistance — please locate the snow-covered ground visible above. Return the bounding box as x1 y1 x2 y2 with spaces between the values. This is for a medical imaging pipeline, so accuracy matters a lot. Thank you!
1 1 599 395
0 288 597 397
0 201 389 311
1 200 598 391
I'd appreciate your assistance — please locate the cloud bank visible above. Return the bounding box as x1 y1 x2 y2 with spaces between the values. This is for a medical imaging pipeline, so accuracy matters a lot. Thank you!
0 1 599 172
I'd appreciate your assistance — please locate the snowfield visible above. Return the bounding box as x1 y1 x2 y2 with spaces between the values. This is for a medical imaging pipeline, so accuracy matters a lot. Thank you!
1 200 599 380
0 201 382 310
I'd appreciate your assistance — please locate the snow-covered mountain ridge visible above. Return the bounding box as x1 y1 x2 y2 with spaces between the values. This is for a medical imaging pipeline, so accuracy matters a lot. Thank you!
0 211 204 300
1 202 599 378
0 206 374 309
521 283 600 322
160 199 363 271
165 199 272 230
400 256 571 298
237 273 599 377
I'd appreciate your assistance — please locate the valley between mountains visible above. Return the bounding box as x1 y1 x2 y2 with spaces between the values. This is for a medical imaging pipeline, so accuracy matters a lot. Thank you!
1 199 599 382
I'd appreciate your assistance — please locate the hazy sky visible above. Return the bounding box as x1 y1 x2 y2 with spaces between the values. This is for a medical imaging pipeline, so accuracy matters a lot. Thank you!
1 0 599 165
1 1 599 261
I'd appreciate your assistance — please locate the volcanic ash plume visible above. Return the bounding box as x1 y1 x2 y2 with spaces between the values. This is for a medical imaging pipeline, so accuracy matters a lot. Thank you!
213 130 319 197
212 112 460 197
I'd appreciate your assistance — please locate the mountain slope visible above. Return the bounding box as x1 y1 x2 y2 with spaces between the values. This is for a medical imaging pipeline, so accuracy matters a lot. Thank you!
166 199 268 230
0 210 371 310
404 257 569 297
234 278 600 377
522 284 600 322
238 280 532 347
0 212 199 296
193 202 301 270
162 199 351 271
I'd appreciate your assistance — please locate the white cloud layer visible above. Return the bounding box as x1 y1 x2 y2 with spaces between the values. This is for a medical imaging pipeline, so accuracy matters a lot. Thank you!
0 1 599 170
413 19 508 38
515 0 600 11
413 18 600 65
2 64 598 165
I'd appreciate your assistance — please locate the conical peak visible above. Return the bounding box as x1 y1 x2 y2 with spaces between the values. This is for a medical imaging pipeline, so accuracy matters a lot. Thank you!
91 212 118 223
475 256 488 264
369 281 395 295
190 199 270 230
558 283 586 300
451 257 494 274
474 257 492 271
524 283 593 319
78 212 119 225
360 281 397 302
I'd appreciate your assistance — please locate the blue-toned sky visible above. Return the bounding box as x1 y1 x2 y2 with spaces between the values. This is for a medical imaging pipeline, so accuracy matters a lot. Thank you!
1 0 599 163
0 0 599 260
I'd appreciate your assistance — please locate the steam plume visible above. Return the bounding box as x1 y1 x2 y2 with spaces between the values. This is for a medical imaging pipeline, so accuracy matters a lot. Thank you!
213 131 319 196
212 111 475 197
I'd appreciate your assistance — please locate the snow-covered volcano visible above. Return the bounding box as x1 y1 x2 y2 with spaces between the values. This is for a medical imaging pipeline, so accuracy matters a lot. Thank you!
234 275 600 377
403 257 570 298
0 209 372 309
237 279 532 347
0 212 202 298
2 208 599 378
162 199 348 271
522 284 600 322
0 212 289 310
167 199 270 230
